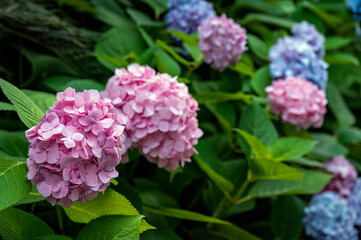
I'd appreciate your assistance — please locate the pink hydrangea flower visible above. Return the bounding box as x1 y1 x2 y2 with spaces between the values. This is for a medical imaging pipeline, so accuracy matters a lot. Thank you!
102 64 203 171
25 88 125 207
198 14 247 71
265 77 327 130
321 156 358 197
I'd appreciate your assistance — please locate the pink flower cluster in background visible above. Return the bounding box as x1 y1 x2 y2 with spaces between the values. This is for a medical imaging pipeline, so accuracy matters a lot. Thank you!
26 88 125 207
322 155 358 197
102 64 203 170
198 14 247 71
265 77 327 130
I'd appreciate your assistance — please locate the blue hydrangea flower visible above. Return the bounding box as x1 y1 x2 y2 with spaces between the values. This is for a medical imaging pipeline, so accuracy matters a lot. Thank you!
292 21 325 58
268 36 328 89
303 192 358 240
165 0 216 35
167 0 196 8
346 0 361 21
349 178 361 226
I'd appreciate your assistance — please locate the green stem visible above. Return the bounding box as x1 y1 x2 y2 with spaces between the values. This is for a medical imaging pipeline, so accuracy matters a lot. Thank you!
56 205 64 232
233 180 250 201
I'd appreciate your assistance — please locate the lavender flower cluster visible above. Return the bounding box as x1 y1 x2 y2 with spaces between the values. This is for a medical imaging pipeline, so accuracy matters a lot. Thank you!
165 0 216 35
269 21 328 90
304 156 361 240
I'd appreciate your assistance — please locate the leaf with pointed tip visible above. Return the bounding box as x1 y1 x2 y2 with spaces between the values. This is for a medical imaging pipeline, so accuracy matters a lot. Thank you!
0 79 44 128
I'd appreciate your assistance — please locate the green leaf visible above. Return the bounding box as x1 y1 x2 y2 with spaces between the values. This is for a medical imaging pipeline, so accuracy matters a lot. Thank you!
286 169 332 195
0 130 28 157
42 76 104 93
136 45 158 65
63 188 154 233
194 92 253 105
269 137 317 161
247 34 269 60
229 62 256 79
65 80 105 92
77 215 143 240
205 104 234 145
300 2 343 28
286 158 324 168
39 235 73 240
183 43 203 63
211 223 261 240
143 205 228 224
270 196 305 240
241 13 294 29
0 79 44 128
154 49 181 76
141 0 167 18
0 102 15 111
56 0 96 13
167 30 198 46
251 66 271 97
0 208 53 240
310 133 348 160
325 52 360 66
63 188 140 223
234 0 286 15
325 37 352 51
235 129 271 160
21 50 77 86
156 40 192 66
95 27 146 71
140 227 182 240
248 158 303 182
238 103 278 153
15 191 45 206
248 180 302 198
127 8 164 27
22 90 56 113
339 128 361 144
222 199 256 218
326 83 356 129
193 155 234 194
0 159 31 210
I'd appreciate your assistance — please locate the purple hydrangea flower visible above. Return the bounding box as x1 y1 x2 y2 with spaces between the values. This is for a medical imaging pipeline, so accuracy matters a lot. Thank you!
292 21 325 58
346 0 361 21
165 0 216 35
303 192 358 240
198 14 247 71
322 156 358 197
348 178 361 226
268 36 328 89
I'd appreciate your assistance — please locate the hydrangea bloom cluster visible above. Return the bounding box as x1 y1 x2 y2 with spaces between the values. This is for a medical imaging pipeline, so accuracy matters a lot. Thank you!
198 14 247 71
291 21 325 58
348 178 361 226
346 0 361 21
268 36 328 89
322 156 358 197
165 0 216 35
26 88 125 207
102 64 203 171
265 77 327 130
303 192 358 240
